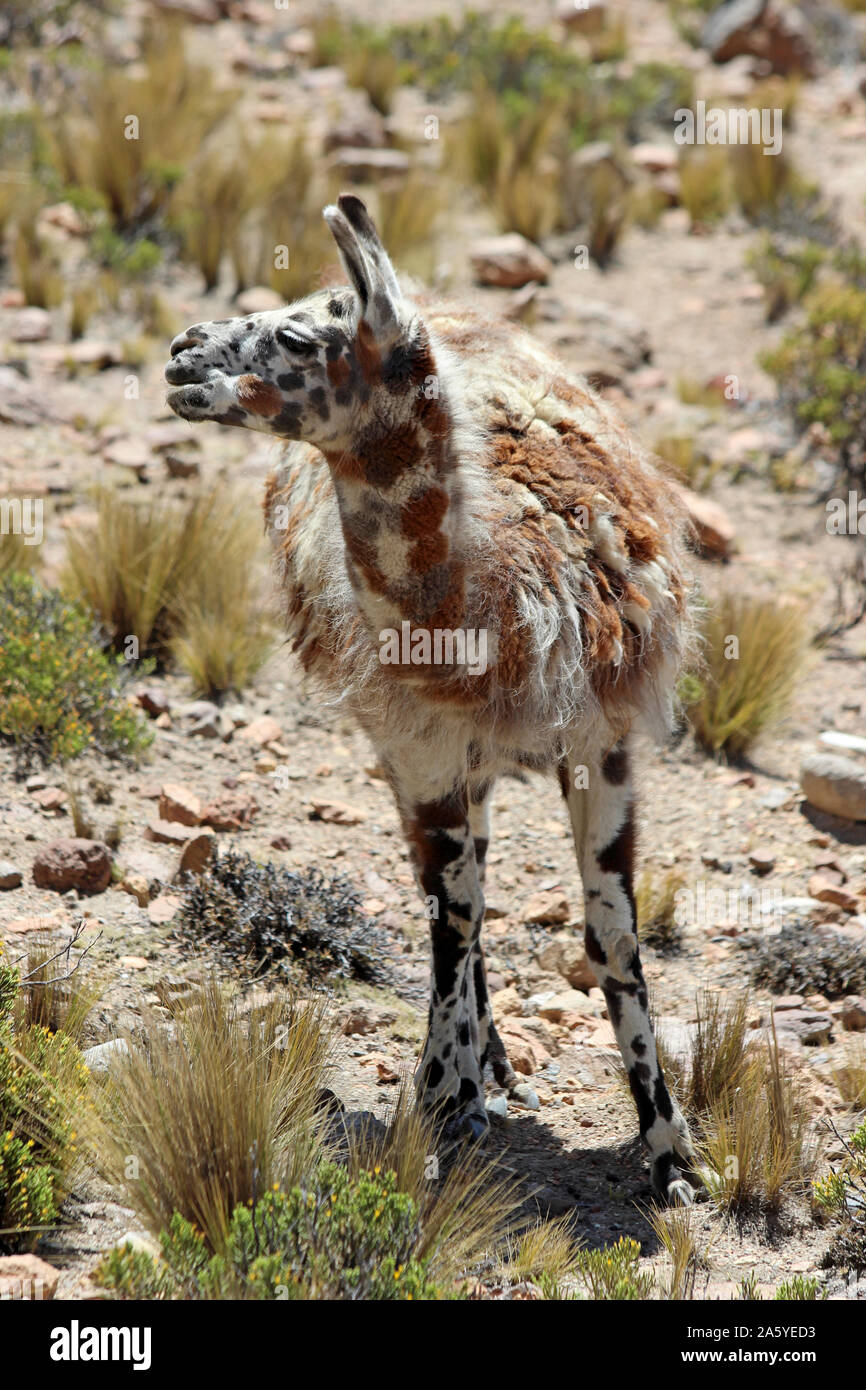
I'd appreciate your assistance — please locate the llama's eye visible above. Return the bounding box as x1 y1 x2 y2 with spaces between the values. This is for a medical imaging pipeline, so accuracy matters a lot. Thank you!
276 328 317 356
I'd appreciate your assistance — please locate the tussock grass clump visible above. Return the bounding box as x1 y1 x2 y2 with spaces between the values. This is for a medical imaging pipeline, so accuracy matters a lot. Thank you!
0 517 40 580
346 1092 520 1287
679 148 731 225
177 851 391 986
700 1026 818 1213
833 1042 866 1110
659 990 751 1115
745 921 866 1000
47 19 225 233
662 992 817 1214
0 573 151 772
686 591 811 758
64 485 270 691
636 867 686 952
12 934 101 1044
647 1204 700 1300
502 1214 579 1288
93 981 335 1253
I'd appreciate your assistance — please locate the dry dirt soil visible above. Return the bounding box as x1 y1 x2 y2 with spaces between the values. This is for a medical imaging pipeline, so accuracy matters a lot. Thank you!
1 0 866 1300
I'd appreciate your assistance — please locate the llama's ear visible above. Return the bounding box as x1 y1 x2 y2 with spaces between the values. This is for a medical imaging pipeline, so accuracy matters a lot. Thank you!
323 194 402 337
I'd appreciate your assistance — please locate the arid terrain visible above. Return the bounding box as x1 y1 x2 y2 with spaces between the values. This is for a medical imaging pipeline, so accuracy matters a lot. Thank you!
1 0 866 1302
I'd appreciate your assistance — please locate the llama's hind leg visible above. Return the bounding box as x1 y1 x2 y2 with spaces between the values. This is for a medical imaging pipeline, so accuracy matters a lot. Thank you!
404 787 488 1142
468 783 536 1110
560 739 699 1205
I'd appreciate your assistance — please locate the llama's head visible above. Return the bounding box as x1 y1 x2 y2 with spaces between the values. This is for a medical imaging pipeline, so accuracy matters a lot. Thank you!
164 194 430 451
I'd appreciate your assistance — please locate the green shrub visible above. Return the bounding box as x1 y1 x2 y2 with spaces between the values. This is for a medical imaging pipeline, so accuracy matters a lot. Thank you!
0 574 152 772
763 249 866 485
0 961 90 1252
97 1162 446 1300
574 1236 653 1300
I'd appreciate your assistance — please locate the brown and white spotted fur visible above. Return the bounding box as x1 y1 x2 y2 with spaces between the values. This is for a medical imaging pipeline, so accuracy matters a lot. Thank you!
165 194 701 1204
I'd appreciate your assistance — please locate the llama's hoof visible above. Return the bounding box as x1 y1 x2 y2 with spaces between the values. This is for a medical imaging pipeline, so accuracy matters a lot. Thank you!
509 1082 540 1111
441 1111 490 1147
651 1150 706 1206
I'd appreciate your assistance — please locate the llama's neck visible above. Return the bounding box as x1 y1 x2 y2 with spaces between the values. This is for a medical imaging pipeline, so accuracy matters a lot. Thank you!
323 350 474 641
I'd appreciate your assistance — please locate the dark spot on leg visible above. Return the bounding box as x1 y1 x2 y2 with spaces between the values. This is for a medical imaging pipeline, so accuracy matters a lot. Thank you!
601 743 629 785
585 923 607 965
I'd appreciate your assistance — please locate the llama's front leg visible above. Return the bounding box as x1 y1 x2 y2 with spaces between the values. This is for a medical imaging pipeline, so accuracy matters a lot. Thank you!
562 740 699 1205
468 783 536 1110
406 789 488 1142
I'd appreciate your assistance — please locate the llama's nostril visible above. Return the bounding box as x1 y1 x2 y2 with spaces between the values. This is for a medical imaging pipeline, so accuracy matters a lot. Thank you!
170 329 204 357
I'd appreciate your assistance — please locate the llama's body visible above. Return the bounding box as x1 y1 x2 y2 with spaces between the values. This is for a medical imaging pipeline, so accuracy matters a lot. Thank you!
165 195 701 1204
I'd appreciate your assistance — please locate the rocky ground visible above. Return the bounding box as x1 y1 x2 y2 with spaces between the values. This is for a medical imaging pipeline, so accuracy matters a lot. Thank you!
2 0 866 1299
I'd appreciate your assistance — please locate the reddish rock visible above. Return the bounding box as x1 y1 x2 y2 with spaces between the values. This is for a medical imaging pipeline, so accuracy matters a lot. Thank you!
200 792 259 831
32 839 111 895
145 819 192 846
524 890 570 926
839 997 866 1032
159 783 202 827
32 786 66 812
148 893 182 925
178 831 215 876
237 715 283 747
672 483 735 559
137 687 170 718
0 1253 60 1300
470 234 553 289
808 875 860 913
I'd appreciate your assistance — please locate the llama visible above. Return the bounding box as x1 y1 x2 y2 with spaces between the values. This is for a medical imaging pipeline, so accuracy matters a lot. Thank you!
164 194 701 1204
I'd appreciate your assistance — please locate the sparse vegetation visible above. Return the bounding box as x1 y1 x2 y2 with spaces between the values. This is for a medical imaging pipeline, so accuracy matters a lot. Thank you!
0 573 151 772
636 867 686 952
686 592 811 759
63 485 271 691
0 959 90 1252
176 851 391 986
746 921 866 1000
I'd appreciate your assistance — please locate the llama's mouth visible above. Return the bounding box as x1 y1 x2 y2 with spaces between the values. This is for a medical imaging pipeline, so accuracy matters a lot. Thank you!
165 382 214 419
164 353 209 387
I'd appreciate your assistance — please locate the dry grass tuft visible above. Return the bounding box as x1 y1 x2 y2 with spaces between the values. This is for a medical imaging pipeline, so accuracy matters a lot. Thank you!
687 591 811 758
92 980 335 1253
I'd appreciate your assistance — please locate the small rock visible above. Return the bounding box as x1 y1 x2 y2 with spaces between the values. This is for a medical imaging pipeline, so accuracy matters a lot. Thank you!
537 989 599 1022
270 834 292 851
137 687 170 718
749 849 775 875
82 1038 130 1074
839 997 866 1032
672 483 735 559
702 0 816 77
159 783 202 827
119 956 149 970
819 731 866 757
555 0 607 34
0 1253 60 1300
631 142 677 174
145 819 192 846
199 792 258 831
524 890 570 926
178 831 215 876
470 234 553 289
32 786 66 812
309 799 366 826
490 986 523 1018
148 893 182 924
114 1231 159 1257
770 1009 833 1046
0 860 23 890
237 714 283 747
801 753 866 823
164 451 200 479
3 914 67 934
808 873 860 912
32 838 111 895
558 942 598 991
119 872 150 906
12 307 51 342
